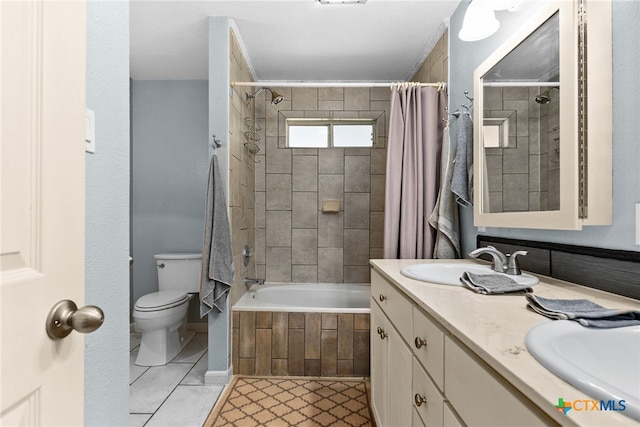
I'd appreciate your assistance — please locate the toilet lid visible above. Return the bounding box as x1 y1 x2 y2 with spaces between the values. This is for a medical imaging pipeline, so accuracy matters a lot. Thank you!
135 291 189 311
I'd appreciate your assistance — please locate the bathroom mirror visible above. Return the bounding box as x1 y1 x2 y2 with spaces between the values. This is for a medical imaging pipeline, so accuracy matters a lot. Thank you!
473 0 612 230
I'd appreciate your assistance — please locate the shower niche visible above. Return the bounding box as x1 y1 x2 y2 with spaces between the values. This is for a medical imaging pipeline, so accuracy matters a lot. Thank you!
473 0 612 230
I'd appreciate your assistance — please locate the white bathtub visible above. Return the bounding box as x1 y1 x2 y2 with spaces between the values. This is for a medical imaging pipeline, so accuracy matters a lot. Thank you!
233 282 370 313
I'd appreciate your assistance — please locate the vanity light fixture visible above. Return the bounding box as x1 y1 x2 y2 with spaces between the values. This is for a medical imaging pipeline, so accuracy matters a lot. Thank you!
319 0 367 4
459 0 522 42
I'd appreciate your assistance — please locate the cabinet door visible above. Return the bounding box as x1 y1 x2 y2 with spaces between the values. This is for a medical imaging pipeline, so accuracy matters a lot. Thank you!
388 325 413 426
370 303 388 426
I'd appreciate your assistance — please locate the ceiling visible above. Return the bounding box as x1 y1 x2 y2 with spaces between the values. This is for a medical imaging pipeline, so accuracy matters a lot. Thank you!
130 0 461 81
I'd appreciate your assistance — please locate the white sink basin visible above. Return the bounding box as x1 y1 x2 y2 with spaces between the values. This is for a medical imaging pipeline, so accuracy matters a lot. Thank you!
526 320 640 421
400 262 539 287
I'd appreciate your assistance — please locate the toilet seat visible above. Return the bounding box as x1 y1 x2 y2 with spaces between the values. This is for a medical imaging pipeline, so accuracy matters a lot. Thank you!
135 291 189 312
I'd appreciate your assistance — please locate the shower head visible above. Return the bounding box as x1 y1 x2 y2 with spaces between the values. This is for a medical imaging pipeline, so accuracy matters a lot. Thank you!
246 87 285 105
534 86 559 105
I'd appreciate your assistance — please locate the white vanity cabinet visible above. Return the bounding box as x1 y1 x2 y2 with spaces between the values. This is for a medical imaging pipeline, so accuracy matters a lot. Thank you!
371 268 558 427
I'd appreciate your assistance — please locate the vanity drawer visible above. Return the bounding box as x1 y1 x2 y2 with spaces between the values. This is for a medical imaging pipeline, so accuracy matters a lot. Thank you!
412 358 444 427
444 336 557 427
443 402 465 427
412 306 446 391
371 270 412 343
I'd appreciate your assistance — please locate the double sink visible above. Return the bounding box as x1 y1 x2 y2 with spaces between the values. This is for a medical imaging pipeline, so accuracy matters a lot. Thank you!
400 261 640 421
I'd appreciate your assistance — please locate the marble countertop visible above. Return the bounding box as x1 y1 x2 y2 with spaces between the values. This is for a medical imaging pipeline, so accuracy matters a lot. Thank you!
370 259 640 427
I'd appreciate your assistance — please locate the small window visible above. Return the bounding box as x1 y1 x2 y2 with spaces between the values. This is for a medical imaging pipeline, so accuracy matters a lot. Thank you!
287 119 375 148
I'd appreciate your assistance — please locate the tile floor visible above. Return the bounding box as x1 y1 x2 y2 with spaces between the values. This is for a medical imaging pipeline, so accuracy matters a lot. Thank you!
128 332 224 427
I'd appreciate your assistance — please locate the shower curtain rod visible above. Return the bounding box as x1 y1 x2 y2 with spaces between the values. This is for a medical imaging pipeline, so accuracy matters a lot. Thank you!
231 81 445 88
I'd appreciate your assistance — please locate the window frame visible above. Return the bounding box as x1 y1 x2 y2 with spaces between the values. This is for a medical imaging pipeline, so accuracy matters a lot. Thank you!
286 118 376 149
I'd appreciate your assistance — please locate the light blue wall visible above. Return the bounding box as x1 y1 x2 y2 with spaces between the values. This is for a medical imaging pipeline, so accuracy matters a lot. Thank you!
450 0 640 255
206 16 233 383
85 0 130 425
131 80 209 322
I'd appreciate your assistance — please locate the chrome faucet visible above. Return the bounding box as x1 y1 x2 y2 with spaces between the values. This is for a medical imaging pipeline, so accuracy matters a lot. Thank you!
468 246 528 275
244 277 265 288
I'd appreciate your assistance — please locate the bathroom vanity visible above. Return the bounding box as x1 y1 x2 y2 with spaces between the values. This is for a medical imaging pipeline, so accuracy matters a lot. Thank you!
369 259 638 427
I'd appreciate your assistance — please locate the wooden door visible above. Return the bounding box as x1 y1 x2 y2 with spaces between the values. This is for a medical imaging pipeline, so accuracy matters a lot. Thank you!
1 0 87 424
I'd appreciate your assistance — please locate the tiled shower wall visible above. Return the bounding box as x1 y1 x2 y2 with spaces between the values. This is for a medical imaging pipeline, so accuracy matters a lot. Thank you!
252 87 390 284
483 86 560 212
228 31 256 305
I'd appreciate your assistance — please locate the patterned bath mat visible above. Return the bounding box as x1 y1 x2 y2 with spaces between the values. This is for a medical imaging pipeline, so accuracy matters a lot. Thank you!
203 376 374 427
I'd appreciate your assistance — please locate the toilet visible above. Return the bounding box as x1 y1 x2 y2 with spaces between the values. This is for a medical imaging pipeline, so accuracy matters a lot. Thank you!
133 253 201 366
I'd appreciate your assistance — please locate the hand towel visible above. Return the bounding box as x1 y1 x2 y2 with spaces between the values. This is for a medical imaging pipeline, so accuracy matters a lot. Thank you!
451 112 473 207
428 124 461 259
526 294 640 328
200 154 234 317
460 272 533 295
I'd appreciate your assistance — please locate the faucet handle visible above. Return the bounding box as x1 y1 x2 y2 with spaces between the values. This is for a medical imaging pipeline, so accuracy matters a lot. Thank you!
506 250 528 275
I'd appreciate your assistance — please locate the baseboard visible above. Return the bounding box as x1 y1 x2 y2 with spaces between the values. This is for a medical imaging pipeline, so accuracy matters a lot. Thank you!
205 367 233 386
188 323 208 333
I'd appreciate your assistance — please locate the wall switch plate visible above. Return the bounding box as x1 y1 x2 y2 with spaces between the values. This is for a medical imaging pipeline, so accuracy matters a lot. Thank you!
636 203 640 245
85 108 95 154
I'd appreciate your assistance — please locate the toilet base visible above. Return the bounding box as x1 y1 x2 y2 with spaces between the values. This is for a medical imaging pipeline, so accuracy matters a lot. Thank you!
135 321 196 367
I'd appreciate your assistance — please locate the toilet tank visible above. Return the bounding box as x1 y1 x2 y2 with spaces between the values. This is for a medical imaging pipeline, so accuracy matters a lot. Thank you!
155 253 202 293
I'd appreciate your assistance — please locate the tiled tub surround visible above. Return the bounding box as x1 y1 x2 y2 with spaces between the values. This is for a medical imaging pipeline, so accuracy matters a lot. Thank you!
232 310 371 377
252 86 390 284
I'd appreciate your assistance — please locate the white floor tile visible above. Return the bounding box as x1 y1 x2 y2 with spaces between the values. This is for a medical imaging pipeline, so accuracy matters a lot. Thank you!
181 352 208 385
129 363 192 413
127 413 152 427
129 348 149 385
171 333 207 364
144 385 223 427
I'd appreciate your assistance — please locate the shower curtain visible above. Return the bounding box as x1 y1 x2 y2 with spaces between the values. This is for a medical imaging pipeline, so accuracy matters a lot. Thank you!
383 84 447 259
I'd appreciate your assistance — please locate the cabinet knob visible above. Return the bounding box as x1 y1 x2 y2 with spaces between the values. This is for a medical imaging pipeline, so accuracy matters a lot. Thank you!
379 294 387 302
414 337 427 349
414 394 427 406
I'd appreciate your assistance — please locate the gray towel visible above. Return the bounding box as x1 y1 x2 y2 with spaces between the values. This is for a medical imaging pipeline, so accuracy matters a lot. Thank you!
200 154 234 317
451 112 473 207
461 272 533 295
526 294 640 328
428 124 461 259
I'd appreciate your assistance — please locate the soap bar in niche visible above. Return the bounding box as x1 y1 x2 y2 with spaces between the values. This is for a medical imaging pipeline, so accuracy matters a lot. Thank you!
322 199 340 213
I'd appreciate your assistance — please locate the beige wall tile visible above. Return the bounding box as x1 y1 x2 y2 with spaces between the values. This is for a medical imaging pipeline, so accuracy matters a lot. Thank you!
318 175 344 209
344 156 370 192
318 212 344 248
370 212 384 248
344 193 370 229
344 229 369 266
266 211 291 246
292 88 318 110
293 155 318 191
344 266 370 283
292 265 318 283
318 100 343 111
292 192 318 229
344 88 370 111
370 148 387 175
318 248 344 282
318 149 344 174
255 191 266 228
266 174 291 210
292 229 318 265
318 87 344 101
370 174 386 212
266 138 291 174
370 87 389 101
265 247 292 282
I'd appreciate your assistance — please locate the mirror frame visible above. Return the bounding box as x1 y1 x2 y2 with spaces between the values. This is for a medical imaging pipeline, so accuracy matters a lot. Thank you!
472 0 611 230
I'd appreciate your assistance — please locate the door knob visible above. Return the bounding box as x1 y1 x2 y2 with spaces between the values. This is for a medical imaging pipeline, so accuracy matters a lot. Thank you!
46 300 104 340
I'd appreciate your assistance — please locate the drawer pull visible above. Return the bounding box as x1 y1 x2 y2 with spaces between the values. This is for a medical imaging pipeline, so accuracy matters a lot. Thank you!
414 337 427 349
379 294 387 302
377 327 388 339
414 394 427 406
